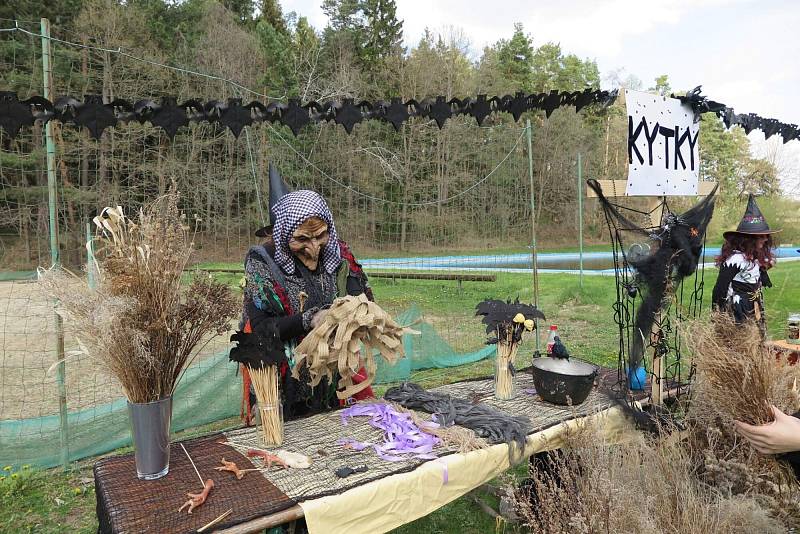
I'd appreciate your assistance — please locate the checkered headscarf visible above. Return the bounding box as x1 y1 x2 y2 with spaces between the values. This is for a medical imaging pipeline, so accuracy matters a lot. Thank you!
271 190 341 275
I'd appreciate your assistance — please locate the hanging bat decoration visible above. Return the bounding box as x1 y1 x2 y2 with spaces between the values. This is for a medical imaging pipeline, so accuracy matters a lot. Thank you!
2 87 793 142
0 91 42 137
674 86 800 143
587 179 718 372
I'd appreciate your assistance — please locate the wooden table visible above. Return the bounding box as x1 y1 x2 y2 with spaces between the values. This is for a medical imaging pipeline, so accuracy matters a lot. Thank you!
95 369 630 534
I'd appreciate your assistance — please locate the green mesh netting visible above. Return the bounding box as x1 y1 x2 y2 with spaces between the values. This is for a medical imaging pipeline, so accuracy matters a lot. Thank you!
374 305 495 383
0 306 494 468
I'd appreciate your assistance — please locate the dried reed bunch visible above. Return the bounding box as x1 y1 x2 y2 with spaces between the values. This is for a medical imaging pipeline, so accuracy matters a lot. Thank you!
682 313 800 523
250 366 283 446
495 333 520 400
685 313 800 427
39 188 239 403
509 423 785 533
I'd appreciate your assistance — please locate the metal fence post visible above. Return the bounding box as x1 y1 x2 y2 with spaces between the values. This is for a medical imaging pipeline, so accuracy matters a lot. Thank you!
41 17 69 470
526 120 540 353
577 153 584 288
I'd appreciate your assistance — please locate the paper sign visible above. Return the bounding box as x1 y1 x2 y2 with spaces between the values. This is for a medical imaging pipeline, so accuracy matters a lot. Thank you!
625 89 699 196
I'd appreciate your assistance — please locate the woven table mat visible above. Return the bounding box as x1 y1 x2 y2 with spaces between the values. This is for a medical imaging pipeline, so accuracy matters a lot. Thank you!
226 368 617 502
94 433 295 534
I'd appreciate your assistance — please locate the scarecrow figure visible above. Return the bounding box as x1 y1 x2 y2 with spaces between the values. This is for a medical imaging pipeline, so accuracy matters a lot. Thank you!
235 164 374 424
712 194 780 335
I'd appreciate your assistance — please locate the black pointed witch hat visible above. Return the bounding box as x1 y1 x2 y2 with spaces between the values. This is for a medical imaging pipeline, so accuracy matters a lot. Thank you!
255 163 292 238
723 194 781 238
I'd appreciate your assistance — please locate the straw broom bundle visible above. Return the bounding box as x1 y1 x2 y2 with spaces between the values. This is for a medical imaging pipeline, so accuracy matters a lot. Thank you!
249 366 283 446
292 294 417 399
495 327 521 400
229 320 286 446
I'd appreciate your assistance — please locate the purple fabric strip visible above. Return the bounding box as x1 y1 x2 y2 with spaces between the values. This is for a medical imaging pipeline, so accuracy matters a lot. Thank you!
339 402 441 462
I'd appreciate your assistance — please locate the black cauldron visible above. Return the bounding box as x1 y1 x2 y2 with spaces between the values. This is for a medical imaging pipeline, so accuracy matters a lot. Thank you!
531 357 598 406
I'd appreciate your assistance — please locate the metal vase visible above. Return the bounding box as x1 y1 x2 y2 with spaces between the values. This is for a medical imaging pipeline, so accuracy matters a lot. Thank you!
127 396 172 480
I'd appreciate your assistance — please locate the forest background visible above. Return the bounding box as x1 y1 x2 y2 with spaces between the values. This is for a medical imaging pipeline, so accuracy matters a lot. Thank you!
1 0 798 270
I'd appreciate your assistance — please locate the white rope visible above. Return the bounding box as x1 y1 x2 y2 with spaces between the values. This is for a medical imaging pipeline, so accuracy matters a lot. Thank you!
244 121 266 226
267 123 526 207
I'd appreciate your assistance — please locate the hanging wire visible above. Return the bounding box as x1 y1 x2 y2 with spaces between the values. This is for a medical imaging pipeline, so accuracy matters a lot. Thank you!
2 24 281 100
267 123 527 207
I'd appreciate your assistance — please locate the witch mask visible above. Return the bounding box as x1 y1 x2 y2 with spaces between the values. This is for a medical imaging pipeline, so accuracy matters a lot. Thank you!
289 217 329 271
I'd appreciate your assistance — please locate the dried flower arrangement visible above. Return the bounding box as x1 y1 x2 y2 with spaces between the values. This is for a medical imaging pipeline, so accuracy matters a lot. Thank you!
39 188 239 404
509 424 786 534
683 314 800 524
475 299 544 400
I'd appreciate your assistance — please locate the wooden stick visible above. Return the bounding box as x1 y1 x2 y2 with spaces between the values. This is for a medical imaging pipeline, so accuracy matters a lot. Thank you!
180 443 205 487
215 505 304 533
197 508 233 533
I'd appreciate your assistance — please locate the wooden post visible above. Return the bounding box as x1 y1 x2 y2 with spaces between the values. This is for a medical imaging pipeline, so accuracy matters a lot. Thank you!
41 17 70 470
647 196 666 406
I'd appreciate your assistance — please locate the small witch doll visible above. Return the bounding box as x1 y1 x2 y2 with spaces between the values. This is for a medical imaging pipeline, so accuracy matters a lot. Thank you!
229 321 286 445
712 194 780 336
476 299 545 400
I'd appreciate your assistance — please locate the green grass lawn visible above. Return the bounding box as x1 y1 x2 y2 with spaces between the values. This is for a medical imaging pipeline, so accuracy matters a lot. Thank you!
6 261 798 533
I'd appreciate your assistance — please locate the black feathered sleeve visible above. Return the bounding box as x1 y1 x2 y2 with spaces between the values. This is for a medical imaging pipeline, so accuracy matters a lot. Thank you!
712 264 738 310
760 268 772 288
247 301 304 342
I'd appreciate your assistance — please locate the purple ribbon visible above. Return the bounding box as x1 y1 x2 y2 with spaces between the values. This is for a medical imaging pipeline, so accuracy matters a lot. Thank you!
339 403 441 462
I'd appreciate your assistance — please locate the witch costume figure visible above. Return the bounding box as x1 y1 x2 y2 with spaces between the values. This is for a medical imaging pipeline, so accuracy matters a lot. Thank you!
232 164 374 425
711 194 780 334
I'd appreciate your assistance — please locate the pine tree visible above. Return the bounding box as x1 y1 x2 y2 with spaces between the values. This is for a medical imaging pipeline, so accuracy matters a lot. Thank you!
259 0 287 35
360 0 403 65
495 23 534 92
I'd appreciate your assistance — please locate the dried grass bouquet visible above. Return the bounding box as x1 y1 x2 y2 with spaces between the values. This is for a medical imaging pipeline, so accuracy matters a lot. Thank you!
39 188 238 403
684 314 800 524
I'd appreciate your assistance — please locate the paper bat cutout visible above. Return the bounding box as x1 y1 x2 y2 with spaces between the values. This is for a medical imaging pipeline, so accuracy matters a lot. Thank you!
464 94 494 125
424 96 452 129
150 97 190 138
280 98 309 136
218 98 253 138
0 92 36 138
333 98 363 134
383 97 410 132
73 95 117 140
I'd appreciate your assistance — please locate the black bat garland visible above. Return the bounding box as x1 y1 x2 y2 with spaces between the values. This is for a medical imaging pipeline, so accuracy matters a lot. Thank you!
0 89 619 140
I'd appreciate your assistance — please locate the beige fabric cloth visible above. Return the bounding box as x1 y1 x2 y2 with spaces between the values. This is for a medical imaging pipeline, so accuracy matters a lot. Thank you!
300 405 633 534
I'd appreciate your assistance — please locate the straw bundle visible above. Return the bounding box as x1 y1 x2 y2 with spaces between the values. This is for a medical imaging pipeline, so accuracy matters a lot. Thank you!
250 366 283 446
683 314 800 523
495 337 520 400
292 294 416 399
